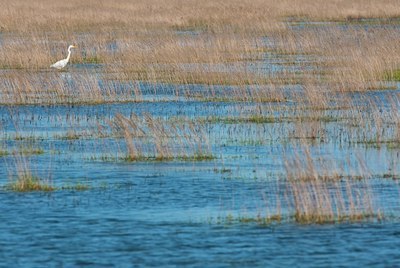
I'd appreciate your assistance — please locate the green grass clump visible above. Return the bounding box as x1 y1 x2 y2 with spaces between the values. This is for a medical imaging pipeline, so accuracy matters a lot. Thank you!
206 116 276 124
238 214 282 224
214 211 384 226
177 154 215 161
7 176 55 192
354 139 400 149
61 182 91 191
123 154 214 162
383 69 400 81
247 115 276 123
81 56 102 64
6 177 92 192
214 214 283 226
18 148 44 155
293 212 380 224
0 150 9 157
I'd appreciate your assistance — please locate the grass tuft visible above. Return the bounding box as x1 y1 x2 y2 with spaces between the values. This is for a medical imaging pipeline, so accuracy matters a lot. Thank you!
7 175 55 192
383 69 400 81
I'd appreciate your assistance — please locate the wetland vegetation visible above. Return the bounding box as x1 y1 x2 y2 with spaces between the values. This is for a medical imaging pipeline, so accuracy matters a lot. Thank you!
1 0 400 266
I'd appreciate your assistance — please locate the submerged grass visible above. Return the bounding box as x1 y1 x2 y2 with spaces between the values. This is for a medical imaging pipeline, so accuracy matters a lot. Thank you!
217 212 382 225
18 147 44 155
123 154 215 162
60 182 91 191
5 179 93 192
205 116 276 124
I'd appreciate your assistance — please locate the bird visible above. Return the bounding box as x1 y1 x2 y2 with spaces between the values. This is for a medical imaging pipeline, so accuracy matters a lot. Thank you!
50 45 77 69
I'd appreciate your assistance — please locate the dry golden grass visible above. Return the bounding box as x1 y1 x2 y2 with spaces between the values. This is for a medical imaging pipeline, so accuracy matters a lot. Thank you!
0 0 399 96
272 26 400 91
6 152 55 192
288 178 378 224
110 113 212 161
2 0 400 33
282 146 383 224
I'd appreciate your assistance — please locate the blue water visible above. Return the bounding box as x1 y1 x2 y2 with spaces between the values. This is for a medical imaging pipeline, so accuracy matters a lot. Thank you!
1 185 400 267
0 99 400 266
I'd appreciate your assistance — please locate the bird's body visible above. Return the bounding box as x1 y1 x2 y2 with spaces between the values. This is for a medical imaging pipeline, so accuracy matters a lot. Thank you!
51 58 68 70
50 45 77 69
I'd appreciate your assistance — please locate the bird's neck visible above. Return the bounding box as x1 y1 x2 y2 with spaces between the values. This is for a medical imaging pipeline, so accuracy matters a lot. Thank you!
66 50 72 62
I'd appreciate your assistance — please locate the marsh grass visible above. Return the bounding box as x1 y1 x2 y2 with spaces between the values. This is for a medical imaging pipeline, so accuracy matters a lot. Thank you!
60 182 91 191
217 145 390 225
6 153 54 192
281 146 387 224
205 115 276 124
384 69 400 81
111 113 213 161
218 214 283 225
123 154 215 162
1 1 399 105
18 147 44 156
6 175 55 192
1 0 400 225
6 177 92 192
5 151 93 192
288 178 377 224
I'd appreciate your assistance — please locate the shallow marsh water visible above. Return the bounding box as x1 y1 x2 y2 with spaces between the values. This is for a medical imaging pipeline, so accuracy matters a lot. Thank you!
1 94 400 266
2 21 400 266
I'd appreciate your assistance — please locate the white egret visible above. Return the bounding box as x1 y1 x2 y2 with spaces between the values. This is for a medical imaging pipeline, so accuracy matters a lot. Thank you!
50 45 77 69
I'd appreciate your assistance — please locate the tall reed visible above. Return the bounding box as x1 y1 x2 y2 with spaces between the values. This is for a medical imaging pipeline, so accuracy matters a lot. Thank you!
110 113 213 161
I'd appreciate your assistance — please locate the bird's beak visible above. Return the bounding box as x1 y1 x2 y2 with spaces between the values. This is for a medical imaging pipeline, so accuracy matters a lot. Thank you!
72 45 77 48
